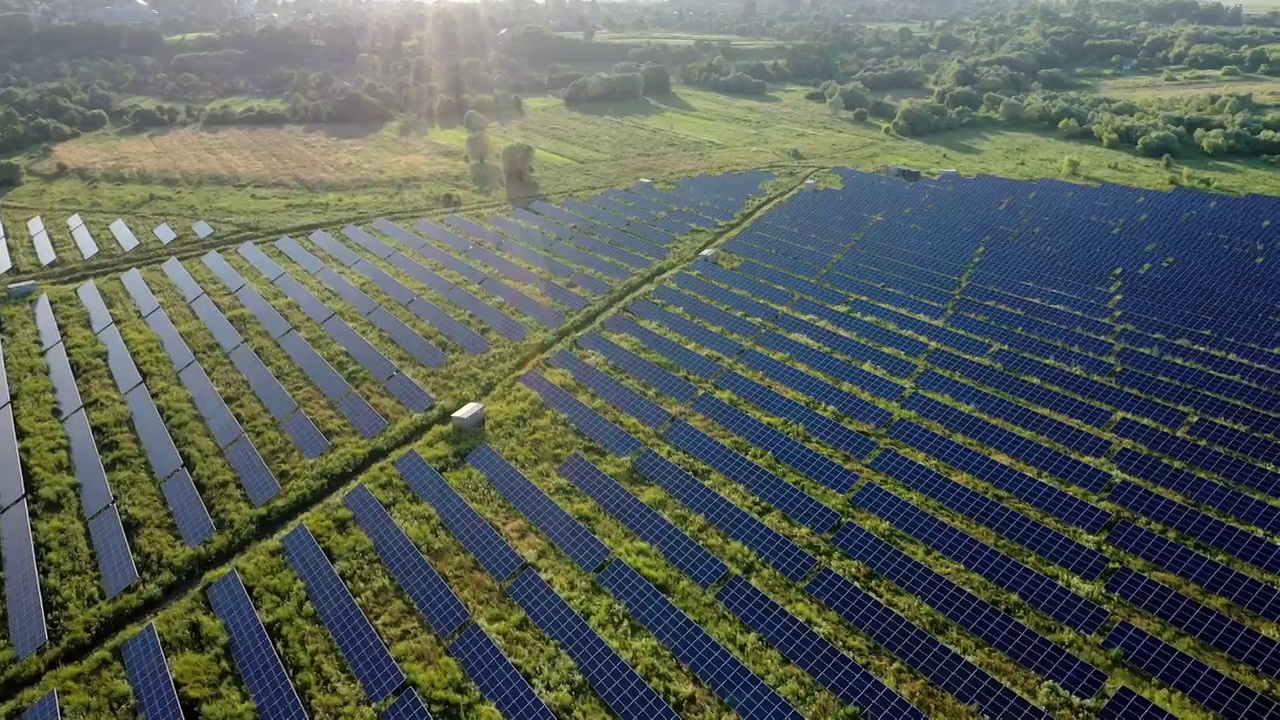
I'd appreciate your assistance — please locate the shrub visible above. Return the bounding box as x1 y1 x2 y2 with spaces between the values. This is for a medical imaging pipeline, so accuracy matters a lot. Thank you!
851 107 869 121
1221 65 1243 77
1061 155 1081 176
0 159 23 186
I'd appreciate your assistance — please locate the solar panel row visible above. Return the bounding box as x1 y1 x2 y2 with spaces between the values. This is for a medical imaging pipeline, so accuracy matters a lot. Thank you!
518 371 643 457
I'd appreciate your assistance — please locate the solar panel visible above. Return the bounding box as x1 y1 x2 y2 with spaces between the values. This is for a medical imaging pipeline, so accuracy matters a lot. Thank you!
146 309 195 372
0 336 9 408
174 364 240 449
807 568 1052 716
100 324 143 394
275 329 349 402
479 277 564 329
344 484 470 638
1109 481 1279 574
651 286 760 339
121 268 161 318
468 445 610 573
888 418 1111 532
228 345 296 420
0 234 10 276
666 417 842 531
448 624 554 720
73 280 112 335
632 449 816 581
160 258 205 303
190 295 245 353
518 371 643 456
33 293 61 351
381 688 433 720
738 346 894 426
71 224 98 259
578 331 697 401
508 569 678 720
32 230 55 267
367 307 447 369
691 392 864 496
239 242 286 282
718 574 927 720
716 370 877 460
406 298 490 354
202 251 247 293
18 690 59 720
852 483 1109 633
121 623 184 720
446 286 529 341
0 406 25 508
62 409 112 517
282 524 406 701
1113 448 1280 535
276 236 328 275
309 230 363 267
192 221 214 240
1103 622 1277 718
756 331 906 401
559 453 726 588
602 314 720 379
394 451 525 582
205 570 308 720
152 224 177 245
1108 521 1280 621
548 350 669 428
224 434 281 506
1114 417 1278 497
2 499 48 659
870 448 1108 578
88 504 138 599
596 560 802 720
343 225 397 259
1098 687 1173 720
281 410 330 459
269 274 333 327
236 286 293 340
1107 567 1280 678
629 299 744 359
125 386 183 482
320 315 396 380
338 392 388 439
45 344 83 420
161 468 215 547
672 272 778 321
830 523 1105 697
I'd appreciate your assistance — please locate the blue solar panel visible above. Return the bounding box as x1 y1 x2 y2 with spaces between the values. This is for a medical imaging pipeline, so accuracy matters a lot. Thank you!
2 499 48 659
672 272 778 321
578 331 697 401
805 568 1052 717
628 299 745 359
548 350 670 428
718 574 925 720
632 449 816 581
88 504 138 600
692 260 793 306
687 396 860 495
849 300 991 356
394 451 524 582
344 485 470 638
343 225 397 259
276 236 328 275
1108 521 1280 621
121 268 161 318
146 309 196 373
0 406 25 508
272 274 335 325
596 561 802 720
558 453 727 588
793 297 928 357
1103 622 1277 718
467 444 610 573
78 279 116 334
446 286 529 342
228 345 296 420
831 523 1105 696
929 351 1111 427
190 295 245 353
276 330 352 403
100 324 143 394
366 307 447 369
738 346 895 425
315 267 379 317
62 408 112 517
161 469 215 547
33 293 61 351
406 297 490 355
870 449 1109 578
45 344 83 421
201 250 247 292
1107 568 1280 678
479 278 563 329
125 386 183 482
18 690 59 720
282 524 406 701
206 570 307 720
761 324 912 395
1113 417 1278 498
1098 687 1173 720
449 624 554 720
602 314 720 379
381 688 433 720
507 569 677 720
1112 449 1280 534
888 418 1111 532
519 371 643 456
238 242 286 282
1109 481 1279 574
224 434 281 505
121 624 184 720
651 285 760 339
309 230 363 267
852 483 1109 633
716 368 875 458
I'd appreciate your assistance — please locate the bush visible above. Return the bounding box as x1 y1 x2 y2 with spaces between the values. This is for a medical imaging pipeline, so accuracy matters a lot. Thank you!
639 64 671 96
1061 155 1081 176
1135 130 1180 157
0 159 23 186
1221 65 1243 77
463 109 489 133
851 108 869 121
80 109 109 131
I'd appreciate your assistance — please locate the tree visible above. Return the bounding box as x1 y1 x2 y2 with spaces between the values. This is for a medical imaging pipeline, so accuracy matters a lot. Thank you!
0 159 22 187
852 108 869 121
1136 130 1180 157
999 98 1025 122
827 94 843 116
1061 155 1081 176
502 143 538 201
463 109 488 133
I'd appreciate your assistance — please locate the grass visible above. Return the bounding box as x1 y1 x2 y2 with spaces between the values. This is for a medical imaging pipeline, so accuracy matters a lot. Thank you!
1098 70 1280 100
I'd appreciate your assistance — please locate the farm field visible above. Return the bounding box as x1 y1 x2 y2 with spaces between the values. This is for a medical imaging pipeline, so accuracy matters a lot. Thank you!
2 164 1280 720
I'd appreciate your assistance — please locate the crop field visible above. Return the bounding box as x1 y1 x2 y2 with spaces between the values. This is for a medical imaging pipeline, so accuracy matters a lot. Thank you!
2 164 1279 720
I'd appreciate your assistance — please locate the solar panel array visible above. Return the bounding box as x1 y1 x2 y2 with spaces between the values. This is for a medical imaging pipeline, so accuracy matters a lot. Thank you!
120 623 184 720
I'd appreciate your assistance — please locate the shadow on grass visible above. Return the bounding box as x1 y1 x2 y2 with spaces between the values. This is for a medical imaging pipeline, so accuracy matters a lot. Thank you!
568 97 668 117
